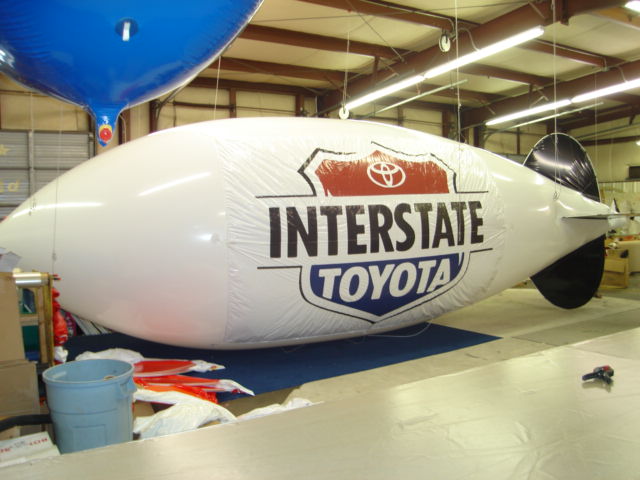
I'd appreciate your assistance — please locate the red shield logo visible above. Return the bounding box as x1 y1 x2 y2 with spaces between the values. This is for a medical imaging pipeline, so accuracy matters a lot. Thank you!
313 150 450 196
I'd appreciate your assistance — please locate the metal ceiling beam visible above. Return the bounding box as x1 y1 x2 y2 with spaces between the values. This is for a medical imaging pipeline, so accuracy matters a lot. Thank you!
239 24 409 59
380 85 496 105
242 25 557 89
209 57 350 85
608 92 640 104
363 96 455 113
296 0 475 31
558 102 640 131
189 77 319 97
580 134 640 146
321 0 627 112
458 64 551 88
463 58 640 127
595 7 640 31
523 40 624 68
416 83 499 104
303 0 625 70
208 57 500 104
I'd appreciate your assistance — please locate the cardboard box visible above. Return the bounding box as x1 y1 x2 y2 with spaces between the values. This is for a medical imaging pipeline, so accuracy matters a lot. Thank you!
0 272 39 419
617 240 640 273
0 431 59 468
0 272 24 362
0 360 39 418
601 255 629 288
0 427 20 442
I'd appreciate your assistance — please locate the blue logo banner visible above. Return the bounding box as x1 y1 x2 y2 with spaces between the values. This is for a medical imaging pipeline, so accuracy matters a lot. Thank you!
309 253 464 317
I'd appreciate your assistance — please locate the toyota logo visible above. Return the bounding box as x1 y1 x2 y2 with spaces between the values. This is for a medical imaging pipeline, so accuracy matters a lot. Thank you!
366 161 406 188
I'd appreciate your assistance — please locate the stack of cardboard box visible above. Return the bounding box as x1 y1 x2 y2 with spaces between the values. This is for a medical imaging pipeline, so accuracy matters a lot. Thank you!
601 248 630 288
0 273 40 438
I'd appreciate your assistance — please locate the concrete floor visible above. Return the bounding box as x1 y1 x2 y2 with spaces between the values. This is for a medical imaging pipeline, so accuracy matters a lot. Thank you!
224 273 640 415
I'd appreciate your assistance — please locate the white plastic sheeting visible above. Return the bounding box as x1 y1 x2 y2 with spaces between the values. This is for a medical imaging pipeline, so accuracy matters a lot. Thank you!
7 328 640 479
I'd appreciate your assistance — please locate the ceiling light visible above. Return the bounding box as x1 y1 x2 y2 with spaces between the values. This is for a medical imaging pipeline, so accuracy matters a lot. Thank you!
486 99 571 126
636 139 640 146
572 77 640 103
626 1 640 12
503 103 603 130
486 76 640 125
343 26 544 115
424 26 544 79
344 74 425 111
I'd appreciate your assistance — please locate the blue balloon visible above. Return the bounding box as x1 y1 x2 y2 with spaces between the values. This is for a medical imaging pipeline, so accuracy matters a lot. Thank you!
0 0 262 145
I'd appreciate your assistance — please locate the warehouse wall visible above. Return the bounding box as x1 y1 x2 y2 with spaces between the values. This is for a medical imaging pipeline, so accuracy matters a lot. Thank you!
0 77 89 132
0 78 324 216
402 108 442 137
571 117 640 182
569 118 640 216
484 123 548 159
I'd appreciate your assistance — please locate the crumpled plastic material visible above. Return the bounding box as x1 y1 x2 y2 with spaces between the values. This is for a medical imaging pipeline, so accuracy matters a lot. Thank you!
137 375 254 396
53 346 68 364
76 348 145 364
75 348 225 372
183 359 224 373
75 348 234 402
237 398 315 421
133 389 237 439
133 388 315 439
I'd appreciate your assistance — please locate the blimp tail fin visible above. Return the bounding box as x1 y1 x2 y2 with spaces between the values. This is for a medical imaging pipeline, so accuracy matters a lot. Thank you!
523 133 599 202
530 235 604 309
524 133 604 309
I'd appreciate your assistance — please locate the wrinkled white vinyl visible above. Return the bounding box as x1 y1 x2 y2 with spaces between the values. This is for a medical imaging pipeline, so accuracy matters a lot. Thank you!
220 121 505 345
0 117 614 348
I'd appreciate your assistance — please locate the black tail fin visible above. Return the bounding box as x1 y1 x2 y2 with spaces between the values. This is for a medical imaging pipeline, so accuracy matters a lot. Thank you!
524 134 604 309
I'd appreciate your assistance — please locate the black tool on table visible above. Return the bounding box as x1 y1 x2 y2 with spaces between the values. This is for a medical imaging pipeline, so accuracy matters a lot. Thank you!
582 365 614 385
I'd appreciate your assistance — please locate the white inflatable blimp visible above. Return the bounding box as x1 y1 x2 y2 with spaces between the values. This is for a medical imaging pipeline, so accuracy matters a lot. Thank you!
0 118 619 348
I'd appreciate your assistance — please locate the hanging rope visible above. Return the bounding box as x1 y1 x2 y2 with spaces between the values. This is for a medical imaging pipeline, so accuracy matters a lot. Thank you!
213 57 222 120
552 0 560 200
50 102 65 275
345 1 405 64
454 0 462 145
342 30 351 110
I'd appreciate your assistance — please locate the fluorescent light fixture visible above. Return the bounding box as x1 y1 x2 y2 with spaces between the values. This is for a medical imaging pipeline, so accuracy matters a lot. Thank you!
506 102 603 130
626 1 640 12
424 27 544 79
486 99 571 126
344 26 544 113
372 79 468 115
486 76 640 125
344 74 425 111
572 77 640 103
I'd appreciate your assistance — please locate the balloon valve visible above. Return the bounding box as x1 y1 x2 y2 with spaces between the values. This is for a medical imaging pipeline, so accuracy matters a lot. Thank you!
98 124 113 146
115 18 138 42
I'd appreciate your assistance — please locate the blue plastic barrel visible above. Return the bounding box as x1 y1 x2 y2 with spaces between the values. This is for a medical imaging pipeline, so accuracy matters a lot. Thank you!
43 359 136 453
